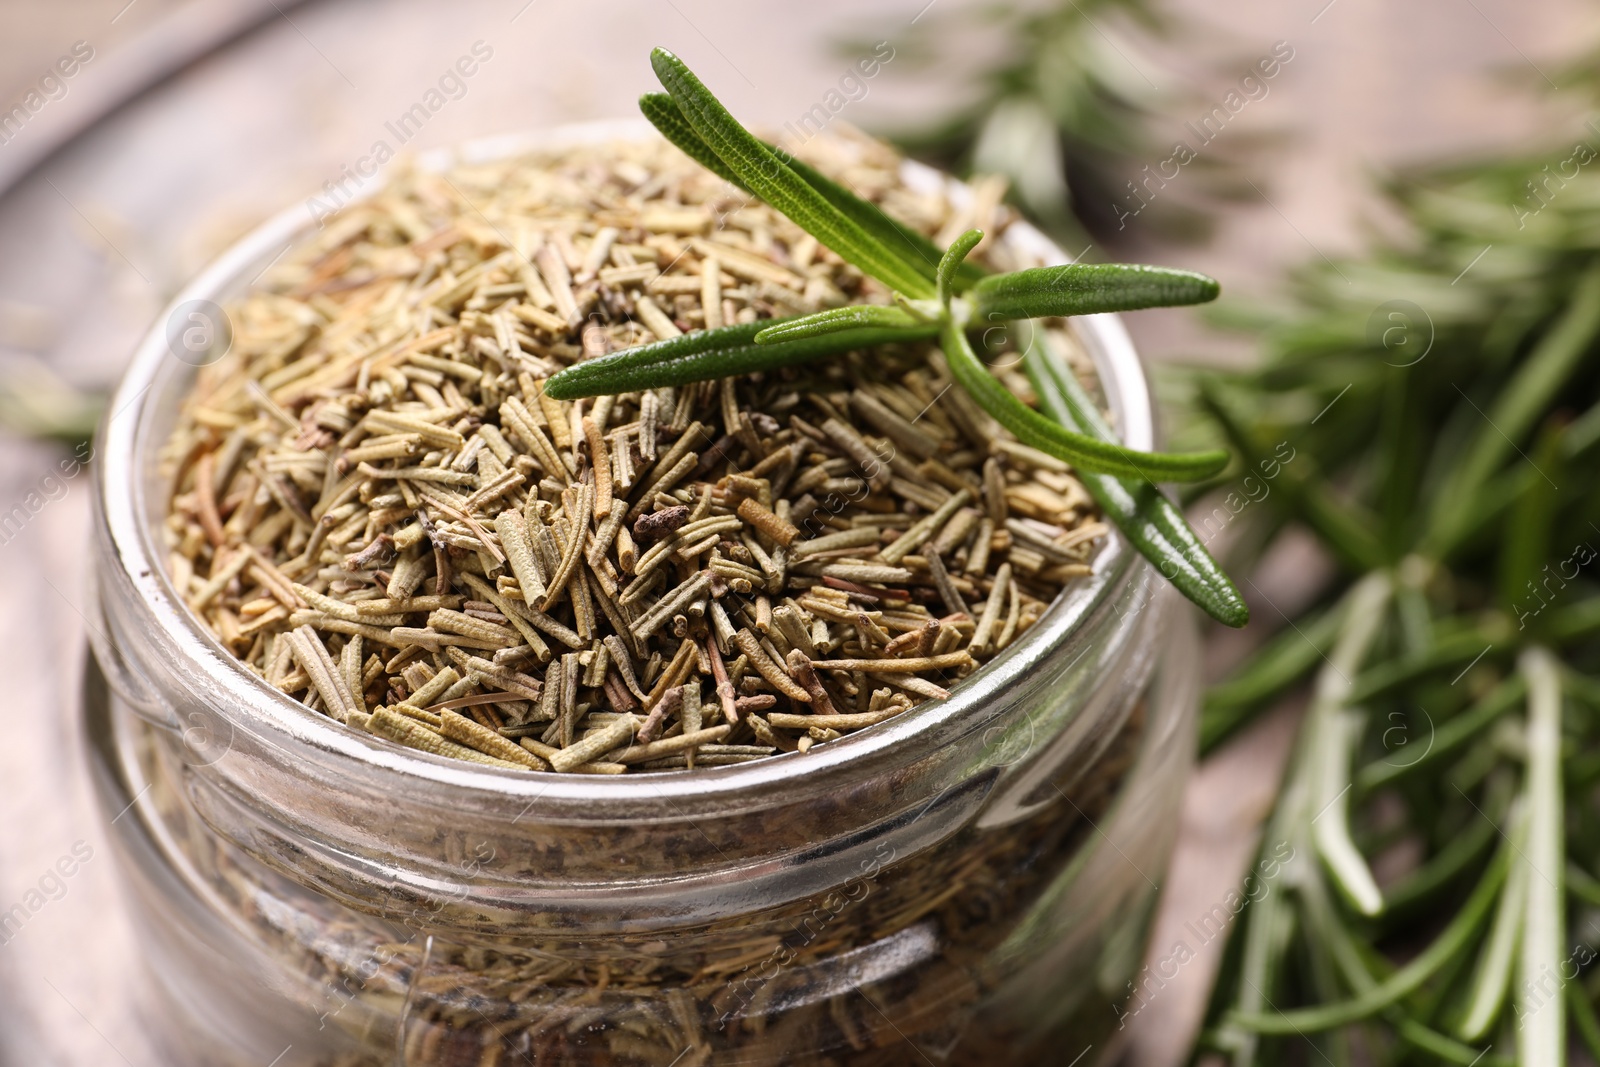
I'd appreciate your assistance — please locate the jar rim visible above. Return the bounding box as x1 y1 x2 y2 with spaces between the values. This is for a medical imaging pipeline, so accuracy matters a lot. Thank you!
94 120 1157 807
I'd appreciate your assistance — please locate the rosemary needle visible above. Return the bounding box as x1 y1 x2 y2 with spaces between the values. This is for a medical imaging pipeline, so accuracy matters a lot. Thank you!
1518 646 1566 1067
650 48 937 299
1027 334 1248 627
1456 803 1527 1041
969 262 1219 320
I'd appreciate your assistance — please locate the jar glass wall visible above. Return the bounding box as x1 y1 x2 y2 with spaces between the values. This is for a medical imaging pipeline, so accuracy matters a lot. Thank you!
86 126 1200 1066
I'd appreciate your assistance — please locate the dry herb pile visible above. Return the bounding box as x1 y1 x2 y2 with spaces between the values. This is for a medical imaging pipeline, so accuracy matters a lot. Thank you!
163 133 1105 774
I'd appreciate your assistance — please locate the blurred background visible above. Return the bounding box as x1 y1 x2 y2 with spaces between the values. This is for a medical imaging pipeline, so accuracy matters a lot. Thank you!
0 0 1595 1063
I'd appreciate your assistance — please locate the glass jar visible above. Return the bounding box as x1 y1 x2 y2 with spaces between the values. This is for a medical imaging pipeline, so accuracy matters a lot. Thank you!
85 125 1200 1067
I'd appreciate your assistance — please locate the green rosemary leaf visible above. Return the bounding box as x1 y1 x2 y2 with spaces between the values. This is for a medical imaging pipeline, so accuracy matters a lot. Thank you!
1517 646 1565 1067
1028 339 1248 628
1378 797 1500 919
543 321 940 400
546 320 768 400
638 91 983 291
639 92 747 190
1426 264 1600 558
1296 884 1363 1066
1198 380 1386 571
650 48 936 298
1457 803 1527 1041
783 154 986 290
1346 625 1505 704
1356 675 1525 794
969 263 1220 321
941 322 1228 483
938 229 984 307
753 305 924 345
1497 421 1566 616
1570 863 1600 908
1307 574 1391 918
1397 1019 1515 1067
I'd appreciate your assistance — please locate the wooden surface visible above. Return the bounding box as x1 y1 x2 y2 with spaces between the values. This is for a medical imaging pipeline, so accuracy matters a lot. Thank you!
0 0 1586 1063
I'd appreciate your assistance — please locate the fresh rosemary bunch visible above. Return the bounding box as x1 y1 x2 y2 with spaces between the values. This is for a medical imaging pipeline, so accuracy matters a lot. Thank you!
1189 110 1600 1064
544 48 1248 627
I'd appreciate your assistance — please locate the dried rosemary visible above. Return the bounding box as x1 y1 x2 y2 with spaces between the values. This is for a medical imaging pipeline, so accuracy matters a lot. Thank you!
164 130 1113 774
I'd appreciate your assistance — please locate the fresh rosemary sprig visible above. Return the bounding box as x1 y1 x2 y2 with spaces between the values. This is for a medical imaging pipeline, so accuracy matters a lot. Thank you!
1191 92 1600 1064
546 48 1249 627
